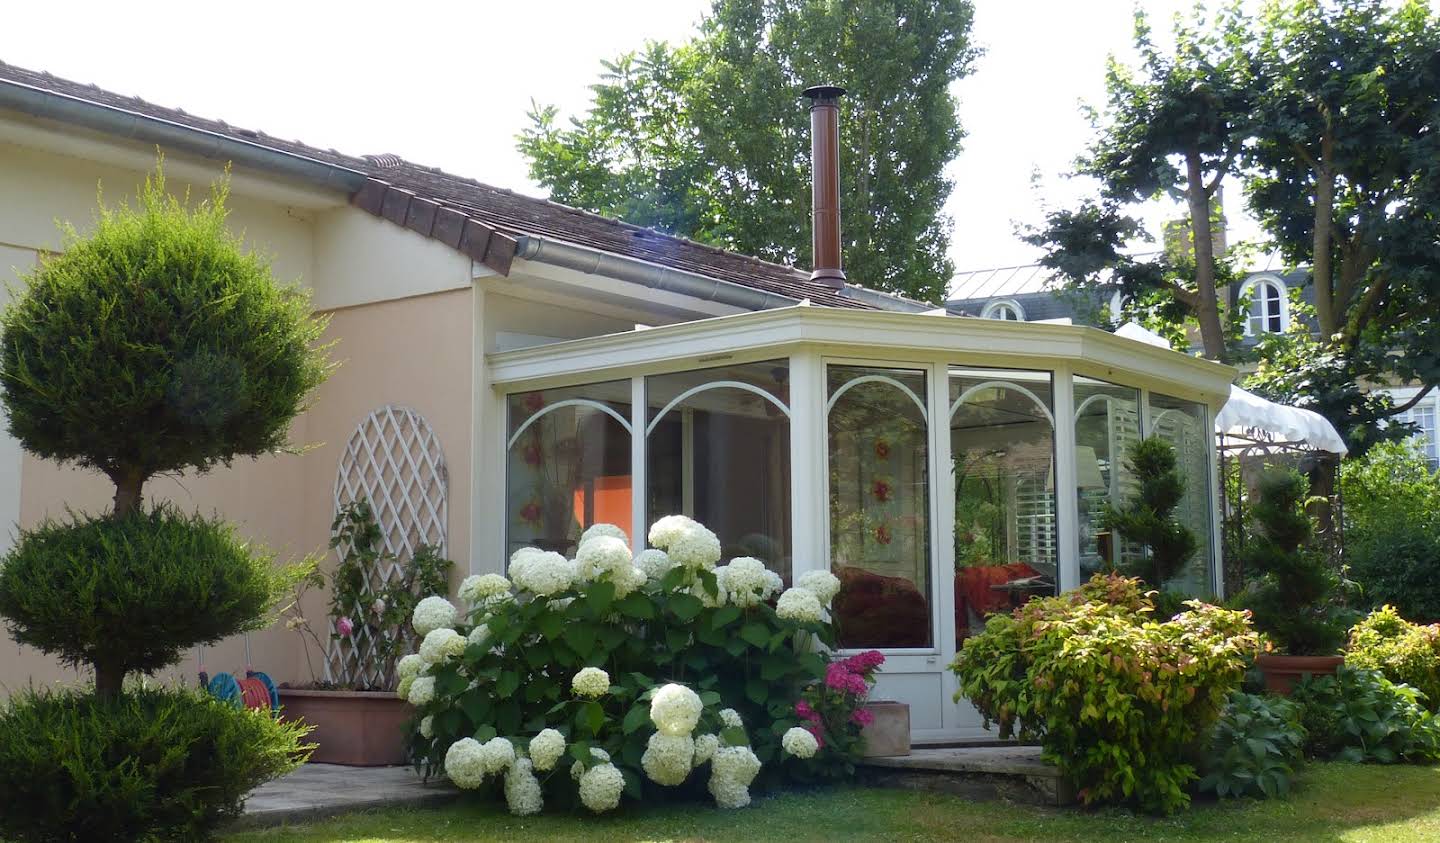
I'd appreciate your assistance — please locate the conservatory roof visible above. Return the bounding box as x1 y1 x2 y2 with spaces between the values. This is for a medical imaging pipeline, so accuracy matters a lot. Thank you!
487 305 1238 404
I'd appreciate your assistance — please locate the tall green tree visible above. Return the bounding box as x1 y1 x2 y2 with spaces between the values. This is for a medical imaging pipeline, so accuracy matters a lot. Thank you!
518 0 978 303
1025 2 1256 361
1244 0 1440 454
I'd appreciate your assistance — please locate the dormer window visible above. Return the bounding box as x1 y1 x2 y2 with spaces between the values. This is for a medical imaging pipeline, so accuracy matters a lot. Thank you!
1242 276 1288 336
981 299 1025 321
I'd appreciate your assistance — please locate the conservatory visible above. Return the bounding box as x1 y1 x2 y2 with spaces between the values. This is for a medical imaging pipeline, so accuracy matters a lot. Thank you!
485 304 1236 742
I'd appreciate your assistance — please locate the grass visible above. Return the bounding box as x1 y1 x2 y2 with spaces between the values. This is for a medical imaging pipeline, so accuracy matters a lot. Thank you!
227 762 1440 842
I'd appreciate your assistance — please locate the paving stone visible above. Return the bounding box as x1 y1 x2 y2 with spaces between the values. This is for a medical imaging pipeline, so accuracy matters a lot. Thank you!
235 763 458 829
859 745 1074 806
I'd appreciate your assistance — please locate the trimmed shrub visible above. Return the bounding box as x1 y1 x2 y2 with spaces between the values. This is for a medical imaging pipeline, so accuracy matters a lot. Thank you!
952 574 1257 814
1198 692 1306 799
399 517 868 814
1100 437 1198 602
1291 666 1440 763
1237 469 1349 655
1347 606 1440 710
0 687 311 843
0 507 288 682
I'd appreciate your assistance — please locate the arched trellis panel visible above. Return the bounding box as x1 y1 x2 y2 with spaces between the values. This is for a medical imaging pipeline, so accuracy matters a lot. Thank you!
327 404 449 687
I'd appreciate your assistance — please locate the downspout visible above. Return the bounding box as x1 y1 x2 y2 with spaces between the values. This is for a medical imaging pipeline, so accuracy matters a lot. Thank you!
0 78 368 193
513 234 800 312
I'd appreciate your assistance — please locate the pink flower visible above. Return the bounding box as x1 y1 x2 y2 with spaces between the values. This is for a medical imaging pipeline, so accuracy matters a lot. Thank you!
843 650 885 672
805 722 826 748
336 617 354 638
795 699 820 722
825 662 868 695
852 707 876 727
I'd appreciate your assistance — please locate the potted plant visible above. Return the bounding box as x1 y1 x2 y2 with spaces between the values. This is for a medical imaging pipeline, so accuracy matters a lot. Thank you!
1239 469 1350 693
279 500 453 764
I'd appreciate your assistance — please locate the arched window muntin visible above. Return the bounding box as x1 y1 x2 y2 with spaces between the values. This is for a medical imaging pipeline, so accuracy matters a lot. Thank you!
980 298 1026 321
1240 275 1288 336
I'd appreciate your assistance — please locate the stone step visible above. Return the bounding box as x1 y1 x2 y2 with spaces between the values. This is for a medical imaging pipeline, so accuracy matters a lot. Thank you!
859 745 1074 806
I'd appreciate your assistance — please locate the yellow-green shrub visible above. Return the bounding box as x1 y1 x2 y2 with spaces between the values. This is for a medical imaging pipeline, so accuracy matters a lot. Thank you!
952 574 1258 814
1347 606 1440 710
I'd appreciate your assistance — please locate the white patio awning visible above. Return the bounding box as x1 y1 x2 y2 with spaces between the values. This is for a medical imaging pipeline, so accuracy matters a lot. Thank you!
1215 385 1348 455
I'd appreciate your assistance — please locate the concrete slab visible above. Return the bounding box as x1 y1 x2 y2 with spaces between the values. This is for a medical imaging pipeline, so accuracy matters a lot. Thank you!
859 745 1074 806
235 763 458 829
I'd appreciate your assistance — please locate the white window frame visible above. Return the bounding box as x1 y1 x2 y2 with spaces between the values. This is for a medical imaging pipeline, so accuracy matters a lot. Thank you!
1239 275 1289 336
980 298 1026 321
1388 387 1440 470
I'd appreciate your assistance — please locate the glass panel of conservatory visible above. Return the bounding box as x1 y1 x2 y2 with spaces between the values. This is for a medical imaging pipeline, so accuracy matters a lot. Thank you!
1073 377 1142 578
506 380 632 560
827 365 932 649
949 369 1056 643
1148 393 1214 595
647 360 792 577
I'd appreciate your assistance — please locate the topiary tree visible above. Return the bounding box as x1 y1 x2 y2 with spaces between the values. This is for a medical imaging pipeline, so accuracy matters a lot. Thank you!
1238 468 1348 655
1101 437 1198 599
0 162 332 699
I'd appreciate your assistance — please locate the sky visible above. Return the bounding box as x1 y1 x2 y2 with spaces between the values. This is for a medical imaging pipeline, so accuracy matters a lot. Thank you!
1 0 1259 289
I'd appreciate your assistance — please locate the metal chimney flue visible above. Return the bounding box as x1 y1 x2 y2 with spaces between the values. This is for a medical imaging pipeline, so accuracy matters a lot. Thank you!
802 84 846 290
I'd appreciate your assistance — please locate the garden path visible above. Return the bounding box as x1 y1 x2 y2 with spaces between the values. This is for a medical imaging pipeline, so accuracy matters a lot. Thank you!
238 764 456 829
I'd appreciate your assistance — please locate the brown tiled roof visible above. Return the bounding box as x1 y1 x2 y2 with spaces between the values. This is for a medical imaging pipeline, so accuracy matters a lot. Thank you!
0 61 874 310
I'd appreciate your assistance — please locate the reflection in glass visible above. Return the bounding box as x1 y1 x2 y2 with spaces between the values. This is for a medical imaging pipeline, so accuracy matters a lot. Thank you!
950 369 1056 642
647 360 792 577
1149 393 1213 595
1073 377 1142 577
506 380 632 560
827 365 932 648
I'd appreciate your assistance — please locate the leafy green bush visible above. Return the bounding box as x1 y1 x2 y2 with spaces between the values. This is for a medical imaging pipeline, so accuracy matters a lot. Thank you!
1341 441 1440 622
1101 437 1198 600
952 574 1258 814
400 517 855 814
1291 666 1440 763
1347 606 1440 710
0 506 289 682
0 687 311 843
1198 691 1306 799
1237 469 1349 655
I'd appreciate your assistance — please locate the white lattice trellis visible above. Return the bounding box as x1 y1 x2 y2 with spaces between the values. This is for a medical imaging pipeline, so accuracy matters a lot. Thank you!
327 405 449 687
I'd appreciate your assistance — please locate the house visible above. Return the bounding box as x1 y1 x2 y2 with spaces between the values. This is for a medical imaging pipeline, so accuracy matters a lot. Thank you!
0 65 1235 742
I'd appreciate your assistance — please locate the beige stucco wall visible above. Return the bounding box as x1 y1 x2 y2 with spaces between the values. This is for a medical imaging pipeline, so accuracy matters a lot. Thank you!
0 126 476 695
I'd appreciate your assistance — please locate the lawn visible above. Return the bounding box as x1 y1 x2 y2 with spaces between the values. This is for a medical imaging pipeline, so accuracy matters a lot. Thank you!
229 762 1440 842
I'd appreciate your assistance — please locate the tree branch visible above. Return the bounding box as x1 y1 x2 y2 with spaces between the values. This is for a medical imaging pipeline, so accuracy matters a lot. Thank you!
1388 385 1435 416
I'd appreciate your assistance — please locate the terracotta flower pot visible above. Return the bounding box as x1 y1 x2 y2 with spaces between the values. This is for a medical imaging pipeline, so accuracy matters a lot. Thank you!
859 700 911 757
279 689 412 766
1256 654 1344 696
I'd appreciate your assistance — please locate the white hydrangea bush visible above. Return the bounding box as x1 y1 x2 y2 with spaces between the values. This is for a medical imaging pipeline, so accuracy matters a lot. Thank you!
398 515 851 816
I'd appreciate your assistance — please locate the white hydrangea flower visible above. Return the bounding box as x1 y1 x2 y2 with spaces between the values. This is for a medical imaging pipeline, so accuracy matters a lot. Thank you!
480 736 516 774
528 728 565 772
782 726 819 759
576 535 633 582
650 683 704 736
419 715 435 739
648 514 700 549
397 653 425 680
578 763 625 813
719 708 743 730
692 580 728 608
444 738 487 789
776 587 824 623
419 628 466 665
642 732 695 786
511 551 575 596
610 565 648 599
796 570 842 605
636 548 673 581
504 757 543 816
458 573 512 607
509 546 543 578
693 733 720 765
397 675 414 700
667 524 722 570
764 570 784 598
467 623 490 649
708 745 762 809
718 557 772 608
407 676 436 706
412 596 457 636
580 522 629 546
571 667 611 698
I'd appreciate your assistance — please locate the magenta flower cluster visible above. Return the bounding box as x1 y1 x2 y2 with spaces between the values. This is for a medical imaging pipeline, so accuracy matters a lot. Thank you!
793 650 885 758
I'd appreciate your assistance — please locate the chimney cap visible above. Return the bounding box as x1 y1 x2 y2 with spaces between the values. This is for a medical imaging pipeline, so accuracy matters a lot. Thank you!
802 84 846 101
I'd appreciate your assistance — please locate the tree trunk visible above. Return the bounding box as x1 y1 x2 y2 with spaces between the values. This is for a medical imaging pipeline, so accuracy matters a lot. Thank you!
94 659 124 702
1312 129 1337 337
1185 151 1226 361
112 471 144 518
